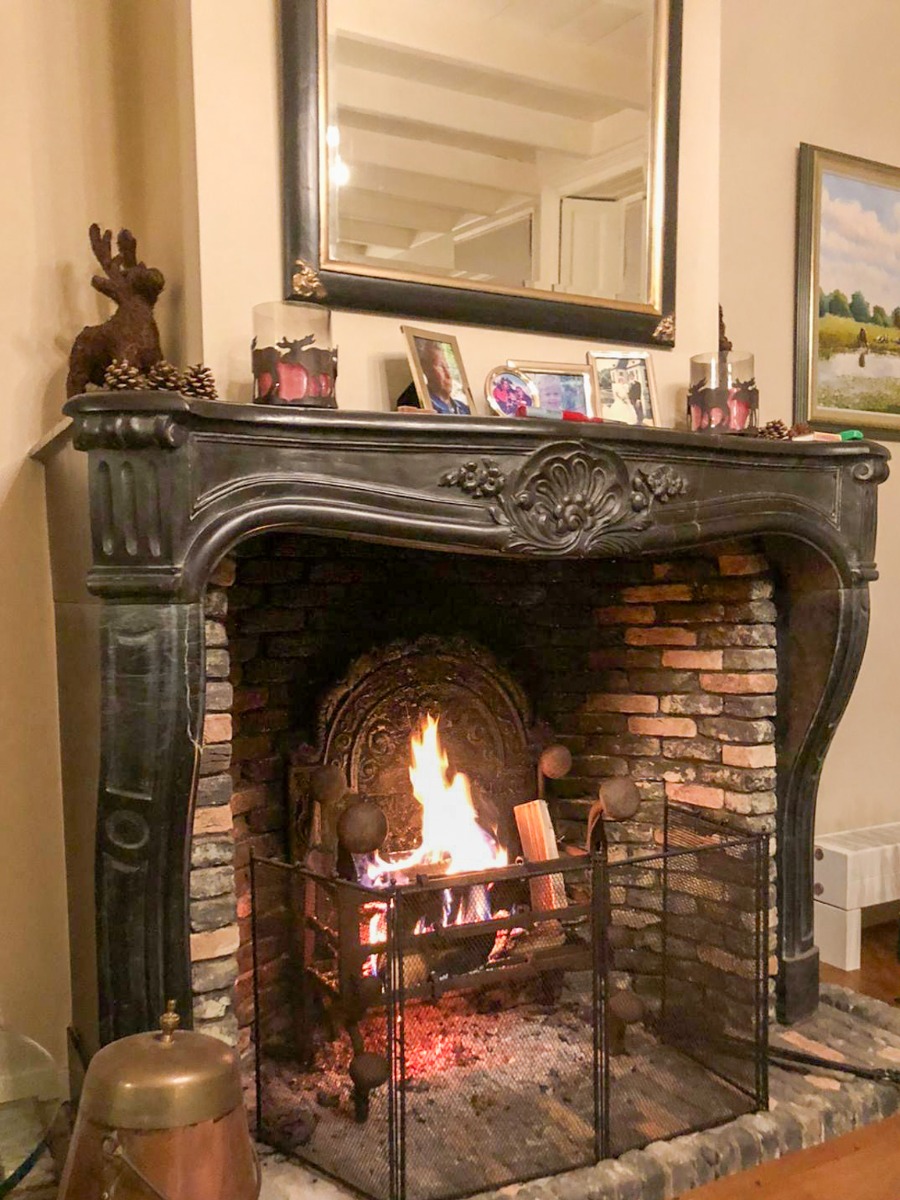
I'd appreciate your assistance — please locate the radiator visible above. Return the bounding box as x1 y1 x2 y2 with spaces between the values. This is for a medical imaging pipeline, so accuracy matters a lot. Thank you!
814 822 900 971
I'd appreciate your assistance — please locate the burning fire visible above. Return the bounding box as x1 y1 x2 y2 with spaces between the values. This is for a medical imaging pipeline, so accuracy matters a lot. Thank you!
358 715 507 973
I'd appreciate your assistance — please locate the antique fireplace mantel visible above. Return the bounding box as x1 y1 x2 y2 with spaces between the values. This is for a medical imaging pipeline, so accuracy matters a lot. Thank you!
62 391 889 1040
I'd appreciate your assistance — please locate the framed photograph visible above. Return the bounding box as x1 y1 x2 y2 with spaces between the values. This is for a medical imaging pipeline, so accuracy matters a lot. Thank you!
587 350 658 427
795 144 900 438
506 361 594 418
484 368 540 417
401 326 474 415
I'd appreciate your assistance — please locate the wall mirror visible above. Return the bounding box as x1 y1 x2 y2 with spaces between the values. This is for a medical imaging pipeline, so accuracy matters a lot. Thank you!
281 0 682 345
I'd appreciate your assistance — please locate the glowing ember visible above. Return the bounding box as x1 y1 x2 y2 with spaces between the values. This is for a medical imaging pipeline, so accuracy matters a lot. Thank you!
357 715 508 974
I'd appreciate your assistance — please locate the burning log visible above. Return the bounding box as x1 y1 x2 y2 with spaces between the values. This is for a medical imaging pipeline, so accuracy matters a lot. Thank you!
514 799 567 912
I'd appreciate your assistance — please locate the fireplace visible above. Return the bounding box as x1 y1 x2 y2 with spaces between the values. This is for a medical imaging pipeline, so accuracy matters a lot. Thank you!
60 390 888 1062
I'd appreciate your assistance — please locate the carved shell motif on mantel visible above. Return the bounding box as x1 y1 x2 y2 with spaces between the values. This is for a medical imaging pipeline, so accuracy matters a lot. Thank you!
440 442 688 555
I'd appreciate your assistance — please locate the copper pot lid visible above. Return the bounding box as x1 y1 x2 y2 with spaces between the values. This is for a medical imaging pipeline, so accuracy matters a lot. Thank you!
79 1003 243 1130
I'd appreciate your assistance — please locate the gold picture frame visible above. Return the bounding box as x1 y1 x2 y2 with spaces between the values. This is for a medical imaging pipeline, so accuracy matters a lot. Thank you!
506 360 594 418
587 350 659 427
401 326 475 415
795 143 900 438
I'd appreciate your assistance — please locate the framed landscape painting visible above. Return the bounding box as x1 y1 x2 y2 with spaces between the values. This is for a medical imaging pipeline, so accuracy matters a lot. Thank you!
795 143 900 438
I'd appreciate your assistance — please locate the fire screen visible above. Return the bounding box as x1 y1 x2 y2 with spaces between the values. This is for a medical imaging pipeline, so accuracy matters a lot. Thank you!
251 811 768 1200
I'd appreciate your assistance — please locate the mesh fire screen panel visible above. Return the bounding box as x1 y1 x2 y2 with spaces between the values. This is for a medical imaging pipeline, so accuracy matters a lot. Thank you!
252 813 768 1200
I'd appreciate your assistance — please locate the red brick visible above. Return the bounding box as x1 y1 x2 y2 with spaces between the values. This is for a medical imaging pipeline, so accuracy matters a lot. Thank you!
595 605 656 625
621 584 693 603
652 560 716 582
628 716 697 737
722 744 777 768
231 734 274 762
657 602 725 624
231 784 270 816
203 713 232 744
700 672 777 695
585 693 659 714
626 627 697 647
233 687 269 714
193 806 234 836
718 553 768 576
661 649 723 670
588 649 662 670
665 783 725 809
190 924 240 962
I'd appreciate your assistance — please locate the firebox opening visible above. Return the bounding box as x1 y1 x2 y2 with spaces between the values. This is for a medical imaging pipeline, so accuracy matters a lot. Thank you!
192 531 778 1196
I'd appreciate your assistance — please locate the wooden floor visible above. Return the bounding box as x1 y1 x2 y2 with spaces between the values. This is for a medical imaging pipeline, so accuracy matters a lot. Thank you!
682 1112 900 1199
820 920 900 1006
683 922 900 1199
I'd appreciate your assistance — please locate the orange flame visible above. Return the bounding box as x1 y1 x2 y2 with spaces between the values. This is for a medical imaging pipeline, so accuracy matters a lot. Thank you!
358 716 507 973
361 715 507 887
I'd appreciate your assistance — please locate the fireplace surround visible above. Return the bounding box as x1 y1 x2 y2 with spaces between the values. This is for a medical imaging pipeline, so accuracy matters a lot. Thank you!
60 390 888 1049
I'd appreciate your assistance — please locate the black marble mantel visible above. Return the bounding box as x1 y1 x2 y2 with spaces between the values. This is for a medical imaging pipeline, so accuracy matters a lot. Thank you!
63 391 889 1041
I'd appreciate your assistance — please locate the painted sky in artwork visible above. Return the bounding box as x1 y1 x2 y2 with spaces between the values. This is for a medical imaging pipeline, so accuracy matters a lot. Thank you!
819 171 900 313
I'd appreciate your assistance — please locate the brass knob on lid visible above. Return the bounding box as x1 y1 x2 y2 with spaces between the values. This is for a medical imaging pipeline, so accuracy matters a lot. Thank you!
159 1000 180 1044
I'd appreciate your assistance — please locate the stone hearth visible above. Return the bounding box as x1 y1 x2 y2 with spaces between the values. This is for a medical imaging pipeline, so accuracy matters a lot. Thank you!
257 985 900 1200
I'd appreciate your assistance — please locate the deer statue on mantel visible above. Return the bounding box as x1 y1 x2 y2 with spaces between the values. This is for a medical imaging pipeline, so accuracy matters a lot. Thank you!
66 224 165 397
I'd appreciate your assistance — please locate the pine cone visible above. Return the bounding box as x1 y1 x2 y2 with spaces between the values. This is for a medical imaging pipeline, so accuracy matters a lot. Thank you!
104 359 145 390
760 419 789 440
181 363 219 401
146 360 184 393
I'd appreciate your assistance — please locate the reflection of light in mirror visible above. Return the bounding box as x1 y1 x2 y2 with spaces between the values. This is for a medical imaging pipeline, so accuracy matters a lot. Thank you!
333 156 351 188
325 124 341 149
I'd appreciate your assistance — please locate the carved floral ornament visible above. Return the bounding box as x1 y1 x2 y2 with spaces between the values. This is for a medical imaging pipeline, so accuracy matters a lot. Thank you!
440 443 688 554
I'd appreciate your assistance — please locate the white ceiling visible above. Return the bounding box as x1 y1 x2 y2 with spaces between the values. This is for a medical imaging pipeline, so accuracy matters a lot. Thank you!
326 0 655 267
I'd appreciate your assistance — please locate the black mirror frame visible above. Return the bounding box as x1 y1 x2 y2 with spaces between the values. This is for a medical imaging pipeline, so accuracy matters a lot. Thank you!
280 0 682 347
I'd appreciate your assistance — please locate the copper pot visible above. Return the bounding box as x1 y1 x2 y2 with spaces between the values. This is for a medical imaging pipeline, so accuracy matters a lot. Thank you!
59 1004 259 1200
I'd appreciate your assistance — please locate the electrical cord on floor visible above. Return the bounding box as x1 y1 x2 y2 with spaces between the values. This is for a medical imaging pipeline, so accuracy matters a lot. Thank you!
768 1044 900 1086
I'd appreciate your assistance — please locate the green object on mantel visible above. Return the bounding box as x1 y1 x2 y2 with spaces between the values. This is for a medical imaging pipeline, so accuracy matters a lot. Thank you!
840 430 864 440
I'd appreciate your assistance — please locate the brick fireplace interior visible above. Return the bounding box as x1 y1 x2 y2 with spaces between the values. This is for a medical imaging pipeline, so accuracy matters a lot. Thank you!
190 532 779 1074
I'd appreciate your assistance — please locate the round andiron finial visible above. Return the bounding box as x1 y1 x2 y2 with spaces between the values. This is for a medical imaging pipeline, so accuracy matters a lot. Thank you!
337 795 388 855
349 1052 390 1123
597 778 641 822
608 989 645 1026
608 988 645 1056
310 764 348 806
539 744 573 780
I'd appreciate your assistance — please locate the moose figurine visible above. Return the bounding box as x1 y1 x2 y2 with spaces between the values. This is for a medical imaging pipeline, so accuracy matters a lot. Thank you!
66 224 165 397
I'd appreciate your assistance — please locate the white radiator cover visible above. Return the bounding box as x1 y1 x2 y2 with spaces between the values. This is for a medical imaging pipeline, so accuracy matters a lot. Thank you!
814 822 900 971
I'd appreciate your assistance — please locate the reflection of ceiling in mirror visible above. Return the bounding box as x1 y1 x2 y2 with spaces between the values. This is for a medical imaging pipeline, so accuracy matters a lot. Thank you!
326 0 655 300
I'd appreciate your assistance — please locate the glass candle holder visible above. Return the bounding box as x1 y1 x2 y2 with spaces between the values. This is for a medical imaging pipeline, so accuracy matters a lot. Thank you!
252 301 337 407
688 351 758 432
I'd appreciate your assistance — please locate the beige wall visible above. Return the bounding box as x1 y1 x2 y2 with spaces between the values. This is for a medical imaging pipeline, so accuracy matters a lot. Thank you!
720 1 900 835
0 0 198 1068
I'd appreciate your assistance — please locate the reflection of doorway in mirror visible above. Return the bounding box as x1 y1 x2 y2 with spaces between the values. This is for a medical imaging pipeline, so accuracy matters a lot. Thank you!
559 194 647 302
